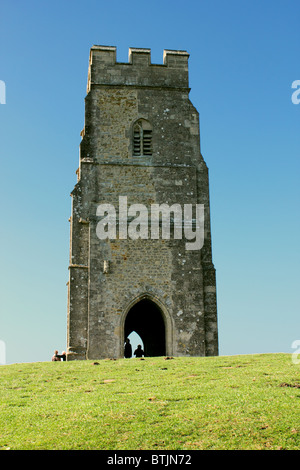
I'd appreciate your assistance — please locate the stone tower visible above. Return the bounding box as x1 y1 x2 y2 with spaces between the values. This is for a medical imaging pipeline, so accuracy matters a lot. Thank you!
67 45 218 360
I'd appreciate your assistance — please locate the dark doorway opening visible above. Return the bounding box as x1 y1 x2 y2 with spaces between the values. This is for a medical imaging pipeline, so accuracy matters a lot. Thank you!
124 299 166 357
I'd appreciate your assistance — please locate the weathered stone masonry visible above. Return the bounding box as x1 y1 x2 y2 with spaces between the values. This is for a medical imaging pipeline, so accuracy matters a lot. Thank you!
67 45 218 360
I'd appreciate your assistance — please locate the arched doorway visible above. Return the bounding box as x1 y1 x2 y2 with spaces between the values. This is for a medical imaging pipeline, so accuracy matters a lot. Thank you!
128 331 144 355
124 298 166 356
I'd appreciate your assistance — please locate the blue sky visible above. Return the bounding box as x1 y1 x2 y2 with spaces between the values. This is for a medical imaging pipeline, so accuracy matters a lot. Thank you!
0 0 299 364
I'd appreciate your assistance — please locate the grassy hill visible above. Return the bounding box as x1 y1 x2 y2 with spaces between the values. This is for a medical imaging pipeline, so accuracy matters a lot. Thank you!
0 353 299 450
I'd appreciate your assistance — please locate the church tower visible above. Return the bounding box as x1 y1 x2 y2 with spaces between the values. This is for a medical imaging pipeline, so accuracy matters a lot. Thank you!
67 45 218 360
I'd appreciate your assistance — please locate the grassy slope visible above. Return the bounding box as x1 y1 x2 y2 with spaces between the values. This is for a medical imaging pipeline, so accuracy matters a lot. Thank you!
0 353 299 450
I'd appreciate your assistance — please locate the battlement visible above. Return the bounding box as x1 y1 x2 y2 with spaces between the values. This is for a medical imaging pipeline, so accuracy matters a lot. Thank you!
87 45 190 92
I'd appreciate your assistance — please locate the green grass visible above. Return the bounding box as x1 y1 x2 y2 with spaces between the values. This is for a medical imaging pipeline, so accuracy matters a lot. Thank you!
0 353 299 450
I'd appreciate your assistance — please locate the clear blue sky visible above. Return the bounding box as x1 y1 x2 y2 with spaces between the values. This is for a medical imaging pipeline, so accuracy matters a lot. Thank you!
0 0 299 364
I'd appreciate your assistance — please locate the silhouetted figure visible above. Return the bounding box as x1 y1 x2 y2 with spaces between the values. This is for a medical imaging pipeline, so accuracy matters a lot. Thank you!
134 345 144 358
51 350 60 361
124 338 132 358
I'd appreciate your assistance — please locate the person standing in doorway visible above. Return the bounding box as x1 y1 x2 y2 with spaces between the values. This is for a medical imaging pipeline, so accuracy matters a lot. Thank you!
124 338 132 358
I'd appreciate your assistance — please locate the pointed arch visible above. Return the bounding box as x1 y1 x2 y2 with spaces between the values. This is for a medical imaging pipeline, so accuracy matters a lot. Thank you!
120 293 174 357
132 119 152 156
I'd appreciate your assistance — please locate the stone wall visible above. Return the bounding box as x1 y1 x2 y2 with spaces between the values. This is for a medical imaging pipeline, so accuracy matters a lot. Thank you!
67 46 218 360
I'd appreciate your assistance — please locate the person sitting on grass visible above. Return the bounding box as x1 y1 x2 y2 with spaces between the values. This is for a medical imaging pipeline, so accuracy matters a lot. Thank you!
51 350 60 361
52 350 66 361
57 351 66 361
134 344 144 358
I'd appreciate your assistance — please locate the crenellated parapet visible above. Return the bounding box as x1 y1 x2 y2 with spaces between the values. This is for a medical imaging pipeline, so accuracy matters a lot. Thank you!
87 45 190 91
